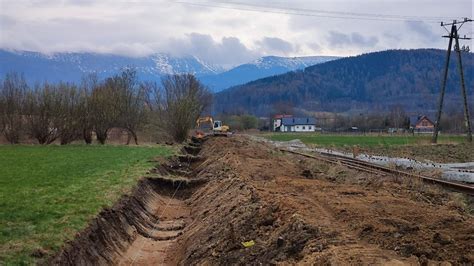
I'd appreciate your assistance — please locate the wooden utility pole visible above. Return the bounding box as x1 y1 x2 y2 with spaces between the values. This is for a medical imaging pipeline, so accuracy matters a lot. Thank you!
453 29 472 142
432 18 472 143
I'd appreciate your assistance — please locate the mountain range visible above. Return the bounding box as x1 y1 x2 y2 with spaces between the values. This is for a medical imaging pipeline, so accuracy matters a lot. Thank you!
0 49 337 92
4 48 471 117
214 49 474 116
199 56 338 91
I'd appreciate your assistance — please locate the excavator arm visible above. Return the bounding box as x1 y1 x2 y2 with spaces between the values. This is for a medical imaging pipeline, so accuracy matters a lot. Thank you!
194 116 230 138
196 116 214 129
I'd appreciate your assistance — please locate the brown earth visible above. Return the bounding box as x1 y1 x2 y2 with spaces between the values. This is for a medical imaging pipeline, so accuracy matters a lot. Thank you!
51 135 474 265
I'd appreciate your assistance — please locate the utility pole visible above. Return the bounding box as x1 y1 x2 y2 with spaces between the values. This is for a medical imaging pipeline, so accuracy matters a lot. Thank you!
432 18 472 143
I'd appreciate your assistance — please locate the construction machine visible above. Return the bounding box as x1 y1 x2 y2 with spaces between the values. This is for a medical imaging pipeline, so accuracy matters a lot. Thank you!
195 116 230 138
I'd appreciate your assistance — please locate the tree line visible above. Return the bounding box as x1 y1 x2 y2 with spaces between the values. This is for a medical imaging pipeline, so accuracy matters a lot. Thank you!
214 49 473 116
0 70 211 144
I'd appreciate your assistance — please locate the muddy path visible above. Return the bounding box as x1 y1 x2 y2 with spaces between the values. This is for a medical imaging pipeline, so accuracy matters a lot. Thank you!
51 135 474 265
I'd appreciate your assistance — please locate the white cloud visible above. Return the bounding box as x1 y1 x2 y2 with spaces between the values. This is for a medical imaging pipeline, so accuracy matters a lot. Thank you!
0 0 472 66
166 33 258 68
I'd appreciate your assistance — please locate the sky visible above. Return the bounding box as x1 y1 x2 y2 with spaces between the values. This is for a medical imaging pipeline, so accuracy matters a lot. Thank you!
0 0 472 68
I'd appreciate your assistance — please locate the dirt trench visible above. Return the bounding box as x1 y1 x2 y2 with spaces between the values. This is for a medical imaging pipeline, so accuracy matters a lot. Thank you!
51 135 474 265
117 194 189 265
50 138 206 265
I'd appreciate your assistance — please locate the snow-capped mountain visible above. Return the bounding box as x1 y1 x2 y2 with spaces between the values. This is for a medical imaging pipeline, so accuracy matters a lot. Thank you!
0 49 224 84
199 55 339 91
0 49 339 91
251 56 338 69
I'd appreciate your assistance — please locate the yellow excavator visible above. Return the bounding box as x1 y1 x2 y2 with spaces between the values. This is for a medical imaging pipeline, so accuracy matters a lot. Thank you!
195 116 230 138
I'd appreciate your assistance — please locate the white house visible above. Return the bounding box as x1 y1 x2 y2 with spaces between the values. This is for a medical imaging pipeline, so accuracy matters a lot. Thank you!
273 117 316 132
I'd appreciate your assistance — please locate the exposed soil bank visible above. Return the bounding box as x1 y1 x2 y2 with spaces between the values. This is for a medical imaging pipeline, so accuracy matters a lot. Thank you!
178 136 473 264
49 147 202 265
51 136 474 265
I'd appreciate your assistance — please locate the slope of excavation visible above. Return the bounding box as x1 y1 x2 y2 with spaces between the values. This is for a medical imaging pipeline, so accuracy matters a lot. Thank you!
50 139 205 265
117 197 189 265
51 135 474 265
177 136 474 265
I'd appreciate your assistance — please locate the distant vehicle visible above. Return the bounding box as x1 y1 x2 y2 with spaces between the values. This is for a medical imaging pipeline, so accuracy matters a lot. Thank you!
195 116 230 138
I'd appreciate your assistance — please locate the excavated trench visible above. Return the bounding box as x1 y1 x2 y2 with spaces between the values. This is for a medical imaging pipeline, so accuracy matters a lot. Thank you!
50 135 474 265
50 138 207 265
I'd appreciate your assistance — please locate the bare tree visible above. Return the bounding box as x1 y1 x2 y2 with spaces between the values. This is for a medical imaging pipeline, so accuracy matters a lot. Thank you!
0 73 28 144
56 83 83 145
159 74 212 142
78 70 150 145
79 74 99 144
388 105 408 129
90 82 117 144
25 83 62 144
113 70 148 145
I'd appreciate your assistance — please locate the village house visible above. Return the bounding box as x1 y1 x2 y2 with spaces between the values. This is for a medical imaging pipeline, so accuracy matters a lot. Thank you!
273 115 317 132
409 115 435 133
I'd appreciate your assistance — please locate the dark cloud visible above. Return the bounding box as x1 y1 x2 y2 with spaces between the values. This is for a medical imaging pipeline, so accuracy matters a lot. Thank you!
167 33 258 68
327 31 378 48
405 21 438 41
257 37 294 54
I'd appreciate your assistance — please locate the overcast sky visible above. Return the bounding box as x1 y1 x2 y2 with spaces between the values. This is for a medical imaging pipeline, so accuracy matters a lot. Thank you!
0 0 472 67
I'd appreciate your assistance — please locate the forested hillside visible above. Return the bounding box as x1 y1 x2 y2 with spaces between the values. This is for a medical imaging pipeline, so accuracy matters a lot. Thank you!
214 49 473 116
199 56 338 91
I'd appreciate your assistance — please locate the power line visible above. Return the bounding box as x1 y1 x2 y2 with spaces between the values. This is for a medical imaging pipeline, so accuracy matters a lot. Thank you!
432 18 472 144
173 0 463 23
223 1 451 21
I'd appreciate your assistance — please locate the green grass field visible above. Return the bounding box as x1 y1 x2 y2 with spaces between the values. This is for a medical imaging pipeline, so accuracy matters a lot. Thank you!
0 145 171 265
266 133 466 147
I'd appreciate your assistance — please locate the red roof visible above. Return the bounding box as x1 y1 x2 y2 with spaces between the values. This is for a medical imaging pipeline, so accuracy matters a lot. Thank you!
274 114 293 119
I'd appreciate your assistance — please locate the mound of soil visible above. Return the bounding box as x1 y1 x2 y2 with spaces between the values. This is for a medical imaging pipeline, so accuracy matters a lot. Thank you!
178 136 473 264
51 135 474 265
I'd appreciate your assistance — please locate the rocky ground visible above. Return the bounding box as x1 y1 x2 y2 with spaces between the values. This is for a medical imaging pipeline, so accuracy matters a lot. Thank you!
52 135 474 265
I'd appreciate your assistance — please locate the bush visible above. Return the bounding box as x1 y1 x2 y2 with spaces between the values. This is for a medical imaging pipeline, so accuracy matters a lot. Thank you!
156 74 212 142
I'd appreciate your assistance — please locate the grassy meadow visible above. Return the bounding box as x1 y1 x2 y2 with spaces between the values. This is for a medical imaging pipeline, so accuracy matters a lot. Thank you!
0 145 171 264
266 133 466 148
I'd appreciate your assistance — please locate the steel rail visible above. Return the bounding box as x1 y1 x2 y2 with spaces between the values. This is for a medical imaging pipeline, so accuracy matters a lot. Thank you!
281 148 474 195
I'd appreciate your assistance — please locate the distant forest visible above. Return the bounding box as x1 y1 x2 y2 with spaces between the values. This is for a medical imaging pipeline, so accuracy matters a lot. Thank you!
214 49 474 116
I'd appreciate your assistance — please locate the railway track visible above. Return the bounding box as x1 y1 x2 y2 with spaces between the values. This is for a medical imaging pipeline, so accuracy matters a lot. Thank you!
281 148 474 196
